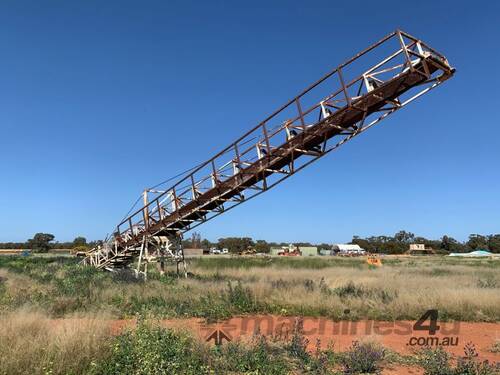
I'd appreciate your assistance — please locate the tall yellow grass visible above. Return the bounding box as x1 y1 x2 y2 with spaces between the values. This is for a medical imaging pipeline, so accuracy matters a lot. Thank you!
0 310 112 375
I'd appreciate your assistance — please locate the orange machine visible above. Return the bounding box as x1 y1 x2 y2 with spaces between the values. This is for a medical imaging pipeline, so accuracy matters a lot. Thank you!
278 245 301 257
367 255 382 267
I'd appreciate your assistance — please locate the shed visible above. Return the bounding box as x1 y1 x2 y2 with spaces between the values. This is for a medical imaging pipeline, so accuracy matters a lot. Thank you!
299 246 318 256
270 247 282 256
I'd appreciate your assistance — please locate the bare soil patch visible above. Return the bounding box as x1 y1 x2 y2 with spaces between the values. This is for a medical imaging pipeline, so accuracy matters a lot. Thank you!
105 316 500 362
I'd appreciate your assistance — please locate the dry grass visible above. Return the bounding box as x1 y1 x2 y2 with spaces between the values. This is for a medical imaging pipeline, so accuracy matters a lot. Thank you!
0 309 112 375
183 261 500 321
0 256 499 321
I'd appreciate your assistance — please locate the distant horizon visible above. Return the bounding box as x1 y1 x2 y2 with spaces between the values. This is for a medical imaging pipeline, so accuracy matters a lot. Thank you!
1 230 497 245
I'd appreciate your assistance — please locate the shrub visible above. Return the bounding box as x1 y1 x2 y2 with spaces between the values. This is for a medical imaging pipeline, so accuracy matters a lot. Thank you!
455 342 499 375
92 321 297 375
418 343 500 375
319 280 397 305
491 340 500 354
225 281 258 313
335 282 366 299
341 341 386 374
304 279 315 292
418 346 453 375
310 339 336 375
54 265 106 297
271 278 291 289
284 318 336 374
91 320 209 375
215 335 290 375
286 318 310 362
197 293 232 322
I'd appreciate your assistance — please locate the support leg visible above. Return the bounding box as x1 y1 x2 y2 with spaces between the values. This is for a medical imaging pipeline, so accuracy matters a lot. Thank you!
157 250 165 276
134 237 147 280
173 235 187 278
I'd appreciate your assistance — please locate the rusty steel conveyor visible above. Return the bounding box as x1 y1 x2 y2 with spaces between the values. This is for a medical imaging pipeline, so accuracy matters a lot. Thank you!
83 30 454 274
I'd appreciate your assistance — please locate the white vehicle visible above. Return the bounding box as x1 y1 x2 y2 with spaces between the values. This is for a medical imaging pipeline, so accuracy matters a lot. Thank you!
210 248 221 255
221 248 229 254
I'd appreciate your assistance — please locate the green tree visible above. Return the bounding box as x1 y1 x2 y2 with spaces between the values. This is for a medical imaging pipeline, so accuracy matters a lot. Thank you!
351 236 376 253
254 240 270 253
217 237 254 253
200 239 212 250
487 234 500 253
440 235 465 252
28 233 55 253
72 236 87 248
394 230 415 243
440 235 452 251
466 234 488 250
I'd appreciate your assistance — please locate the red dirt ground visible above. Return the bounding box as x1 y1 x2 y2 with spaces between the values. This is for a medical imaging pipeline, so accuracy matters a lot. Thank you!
107 315 500 373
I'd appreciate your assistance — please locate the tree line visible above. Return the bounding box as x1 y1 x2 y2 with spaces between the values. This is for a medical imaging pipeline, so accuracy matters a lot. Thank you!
182 231 500 254
181 232 332 254
1 230 499 254
0 234 100 253
351 231 500 254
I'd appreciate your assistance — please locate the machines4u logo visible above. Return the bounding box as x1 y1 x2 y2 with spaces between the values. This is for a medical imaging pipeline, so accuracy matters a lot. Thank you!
408 309 459 347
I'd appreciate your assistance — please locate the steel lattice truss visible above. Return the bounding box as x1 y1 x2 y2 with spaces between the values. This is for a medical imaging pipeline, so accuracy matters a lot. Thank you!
83 30 455 274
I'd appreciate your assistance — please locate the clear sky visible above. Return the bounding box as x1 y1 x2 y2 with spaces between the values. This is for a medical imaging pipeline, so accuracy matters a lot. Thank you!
1 0 499 243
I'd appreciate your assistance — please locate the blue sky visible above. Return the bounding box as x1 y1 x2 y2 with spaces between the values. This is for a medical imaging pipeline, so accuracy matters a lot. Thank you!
1 0 499 243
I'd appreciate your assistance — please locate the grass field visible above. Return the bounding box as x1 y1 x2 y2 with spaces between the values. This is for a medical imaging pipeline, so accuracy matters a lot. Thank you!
0 255 499 322
1 255 499 374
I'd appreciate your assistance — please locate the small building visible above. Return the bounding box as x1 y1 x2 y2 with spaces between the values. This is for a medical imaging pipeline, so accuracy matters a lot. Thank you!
320 249 332 256
406 243 435 255
409 244 425 251
332 244 366 255
298 246 318 256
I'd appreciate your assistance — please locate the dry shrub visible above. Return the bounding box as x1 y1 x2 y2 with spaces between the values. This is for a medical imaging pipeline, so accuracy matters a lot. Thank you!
0 309 112 375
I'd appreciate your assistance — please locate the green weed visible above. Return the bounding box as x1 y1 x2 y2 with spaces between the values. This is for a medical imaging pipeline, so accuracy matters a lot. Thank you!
418 343 500 375
340 341 386 374
90 321 209 375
